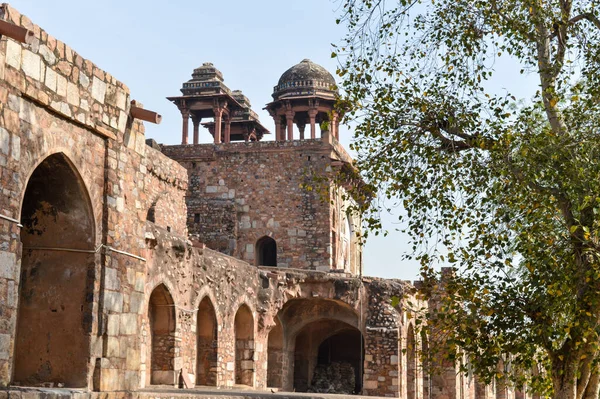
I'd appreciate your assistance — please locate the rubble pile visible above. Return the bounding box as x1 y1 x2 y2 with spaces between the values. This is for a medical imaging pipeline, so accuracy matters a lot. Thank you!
308 362 356 394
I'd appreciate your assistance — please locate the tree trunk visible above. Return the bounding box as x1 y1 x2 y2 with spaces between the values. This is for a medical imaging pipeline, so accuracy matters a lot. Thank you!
552 361 578 399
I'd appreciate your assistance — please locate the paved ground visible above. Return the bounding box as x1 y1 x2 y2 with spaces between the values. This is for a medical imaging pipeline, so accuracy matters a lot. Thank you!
1 385 389 399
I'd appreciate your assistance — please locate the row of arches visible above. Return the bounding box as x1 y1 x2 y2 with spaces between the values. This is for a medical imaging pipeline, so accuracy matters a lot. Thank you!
146 284 255 387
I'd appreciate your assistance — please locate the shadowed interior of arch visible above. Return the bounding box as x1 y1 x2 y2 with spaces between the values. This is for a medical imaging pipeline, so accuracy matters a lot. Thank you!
148 284 176 385
14 153 95 388
196 296 218 386
234 304 254 386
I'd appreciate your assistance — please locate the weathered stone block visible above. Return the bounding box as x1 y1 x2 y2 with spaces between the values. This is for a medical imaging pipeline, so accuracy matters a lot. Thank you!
104 291 123 313
120 313 138 335
92 76 107 102
6 40 21 70
105 267 120 290
21 50 41 80
0 128 9 156
0 333 10 360
0 251 16 279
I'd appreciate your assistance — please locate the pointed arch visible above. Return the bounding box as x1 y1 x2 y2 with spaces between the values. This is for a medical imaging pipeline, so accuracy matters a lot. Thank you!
148 284 177 385
256 236 277 266
234 304 254 386
14 152 95 387
196 296 218 386
267 317 284 388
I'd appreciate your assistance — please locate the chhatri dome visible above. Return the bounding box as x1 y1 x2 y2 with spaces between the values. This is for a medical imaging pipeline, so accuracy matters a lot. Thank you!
266 59 341 141
273 59 337 101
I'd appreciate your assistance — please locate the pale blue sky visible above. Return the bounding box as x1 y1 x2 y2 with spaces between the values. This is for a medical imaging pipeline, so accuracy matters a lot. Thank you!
11 0 537 280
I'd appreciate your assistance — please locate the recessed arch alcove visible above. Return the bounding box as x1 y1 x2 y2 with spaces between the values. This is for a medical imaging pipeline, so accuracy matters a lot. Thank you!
234 304 254 386
14 153 95 388
196 296 218 386
148 284 177 385
276 298 364 394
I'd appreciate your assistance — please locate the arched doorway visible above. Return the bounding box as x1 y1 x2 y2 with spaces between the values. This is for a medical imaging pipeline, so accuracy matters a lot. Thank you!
256 236 276 266
14 153 95 387
277 298 363 395
267 317 284 388
407 324 417 399
234 304 254 386
148 284 176 385
196 297 217 386
293 320 363 394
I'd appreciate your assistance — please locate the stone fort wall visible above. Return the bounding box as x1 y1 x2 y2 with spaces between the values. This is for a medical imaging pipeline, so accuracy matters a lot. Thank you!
0 4 499 399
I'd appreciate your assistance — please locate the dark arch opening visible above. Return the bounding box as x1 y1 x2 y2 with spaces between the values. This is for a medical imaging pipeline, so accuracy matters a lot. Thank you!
267 317 284 388
196 296 218 386
316 329 364 394
293 320 363 394
234 304 254 386
148 284 177 385
256 236 277 266
14 153 95 388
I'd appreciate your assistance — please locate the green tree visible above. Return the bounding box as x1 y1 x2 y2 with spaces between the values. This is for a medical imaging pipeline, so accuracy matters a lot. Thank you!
335 1 600 399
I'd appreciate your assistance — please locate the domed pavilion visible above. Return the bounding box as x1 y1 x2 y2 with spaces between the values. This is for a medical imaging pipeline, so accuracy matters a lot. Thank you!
265 59 341 141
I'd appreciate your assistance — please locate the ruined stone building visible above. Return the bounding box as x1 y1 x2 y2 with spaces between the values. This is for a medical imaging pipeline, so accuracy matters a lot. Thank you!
0 5 514 399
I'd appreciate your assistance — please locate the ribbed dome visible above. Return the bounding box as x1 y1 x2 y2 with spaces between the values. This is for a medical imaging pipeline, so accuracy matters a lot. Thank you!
277 59 336 87
272 59 337 100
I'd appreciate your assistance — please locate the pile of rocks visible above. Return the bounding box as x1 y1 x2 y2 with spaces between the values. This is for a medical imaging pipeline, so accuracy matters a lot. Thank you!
308 362 356 394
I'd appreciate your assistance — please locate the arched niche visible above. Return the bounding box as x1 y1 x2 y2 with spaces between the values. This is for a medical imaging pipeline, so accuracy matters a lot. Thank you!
148 284 177 385
196 296 218 386
14 153 95 388
267 317 284 388
234 304 254 386
256 236 277 266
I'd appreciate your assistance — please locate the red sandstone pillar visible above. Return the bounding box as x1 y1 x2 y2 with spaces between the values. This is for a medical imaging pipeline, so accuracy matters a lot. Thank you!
213 106 223 144
224 114 231 143
298 123 306 140
273 117 281 141
191 115 201 145
181 109 190 145
308 109 318 139
331 112 339 140
286 111 295 141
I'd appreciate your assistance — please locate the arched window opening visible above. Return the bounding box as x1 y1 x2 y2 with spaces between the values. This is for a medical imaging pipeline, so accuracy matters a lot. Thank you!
234 304 254 386
147 204 156 223
256 236 277 266
196 297 218 386
407 324 417 399
148 284 177 386
14 153 94 388
267 318 284 388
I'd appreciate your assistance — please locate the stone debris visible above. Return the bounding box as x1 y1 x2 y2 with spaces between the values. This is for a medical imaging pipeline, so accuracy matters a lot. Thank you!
308 362 356 394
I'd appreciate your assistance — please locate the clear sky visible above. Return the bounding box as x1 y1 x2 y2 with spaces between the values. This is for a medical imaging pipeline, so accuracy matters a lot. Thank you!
10 0 537 281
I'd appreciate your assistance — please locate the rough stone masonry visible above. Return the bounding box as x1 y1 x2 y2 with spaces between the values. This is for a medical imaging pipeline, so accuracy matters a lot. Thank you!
0 4 521 399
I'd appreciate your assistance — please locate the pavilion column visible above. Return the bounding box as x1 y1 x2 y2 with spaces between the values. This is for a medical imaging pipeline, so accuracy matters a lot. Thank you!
274 122 281 141
331 112 339 140
297 123 306 140
286 111 295 141
191 115 201 145
308 109 318 139
213 106 224 144
181 109 190 145
224 113 231 143
279 123 286 141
